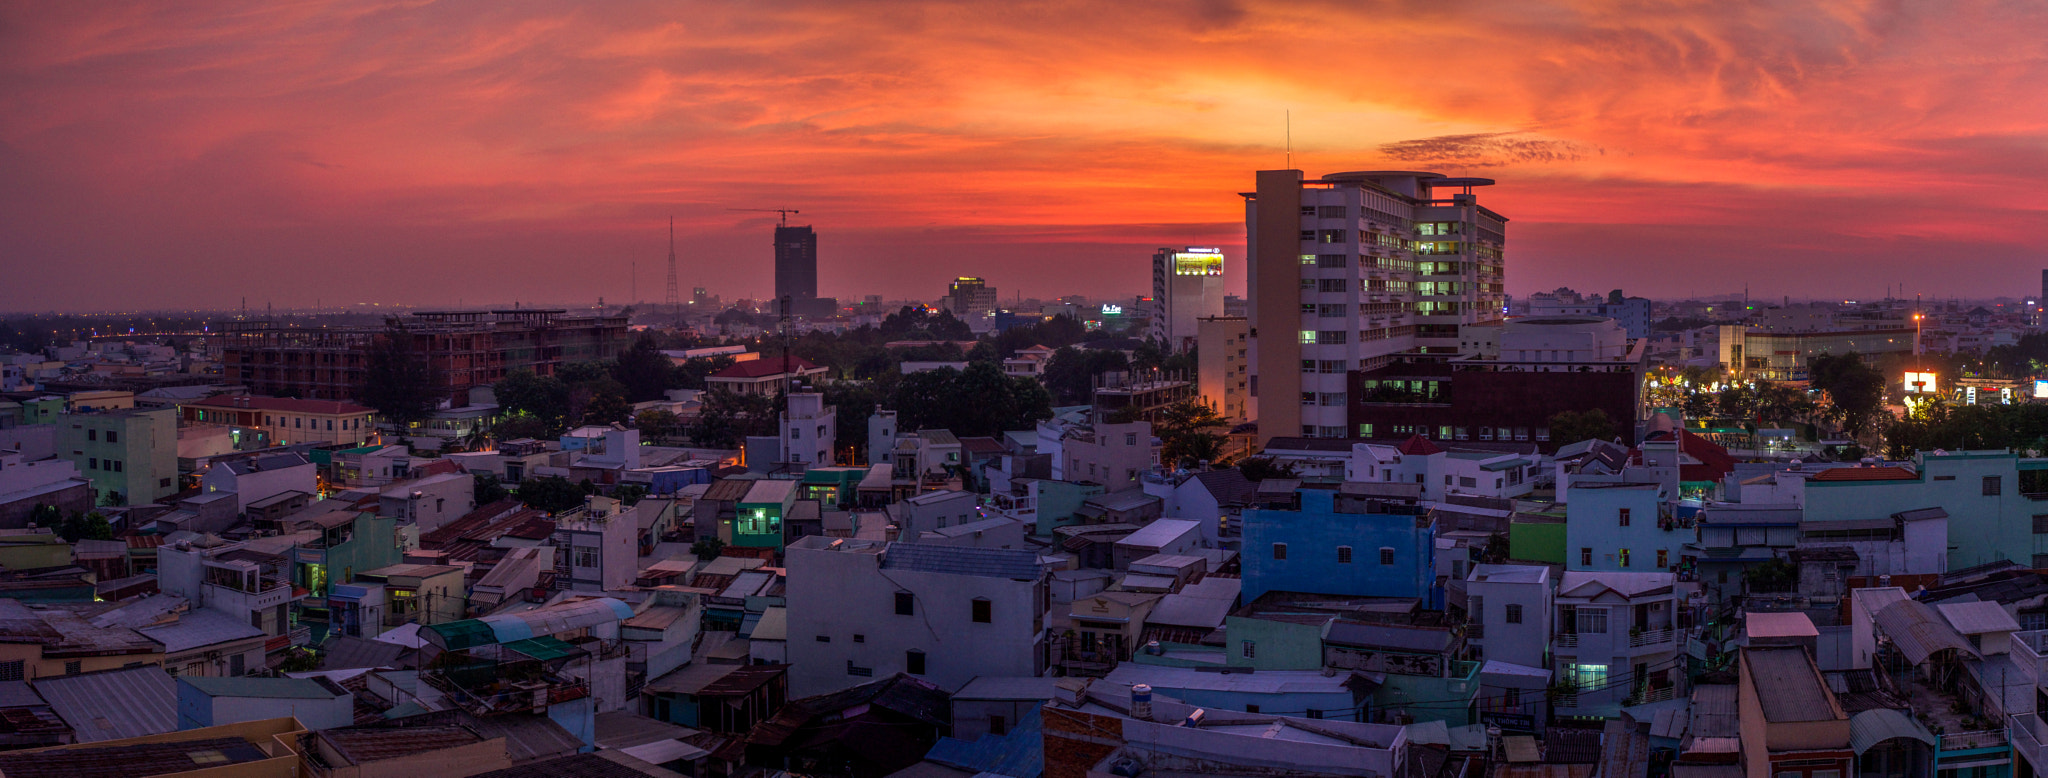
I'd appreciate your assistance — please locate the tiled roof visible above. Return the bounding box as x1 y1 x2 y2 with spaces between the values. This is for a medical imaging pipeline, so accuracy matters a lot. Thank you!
709 357 819 379
1398 434 1444 456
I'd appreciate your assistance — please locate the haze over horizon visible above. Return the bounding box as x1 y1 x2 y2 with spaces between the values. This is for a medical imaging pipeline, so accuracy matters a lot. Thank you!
5 1 2047 311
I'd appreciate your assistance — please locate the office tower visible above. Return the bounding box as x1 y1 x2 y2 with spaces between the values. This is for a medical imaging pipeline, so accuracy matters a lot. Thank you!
775 223 819 310
944 277 997 330
1246 170 1507 443
1149 247 1226 352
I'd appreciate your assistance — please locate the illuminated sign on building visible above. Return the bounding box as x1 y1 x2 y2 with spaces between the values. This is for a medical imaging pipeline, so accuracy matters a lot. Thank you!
1903 372 1938 394
1173 249 1225 276
1101 304 1123 316
2037 380 2048 399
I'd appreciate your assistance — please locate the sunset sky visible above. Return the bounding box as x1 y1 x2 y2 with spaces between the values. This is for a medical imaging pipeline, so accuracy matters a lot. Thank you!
4 0 2047 311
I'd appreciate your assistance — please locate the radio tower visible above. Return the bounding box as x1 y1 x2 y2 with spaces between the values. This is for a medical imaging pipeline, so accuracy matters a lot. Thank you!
664 216 681 311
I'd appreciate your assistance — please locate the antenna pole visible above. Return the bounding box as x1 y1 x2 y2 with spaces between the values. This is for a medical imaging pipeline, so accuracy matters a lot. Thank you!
1286 110 1292 169
665 216 681 318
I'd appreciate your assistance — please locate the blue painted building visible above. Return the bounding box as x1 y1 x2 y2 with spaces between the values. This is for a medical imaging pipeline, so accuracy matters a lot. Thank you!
1240 482 1436 605
1805 450 2048 571
1565 481 1691 574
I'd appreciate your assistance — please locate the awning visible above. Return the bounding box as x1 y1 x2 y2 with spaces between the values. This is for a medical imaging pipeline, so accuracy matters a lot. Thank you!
503 636 584 662
425 619 498 650
1850 708 1937 754
620 738 710 764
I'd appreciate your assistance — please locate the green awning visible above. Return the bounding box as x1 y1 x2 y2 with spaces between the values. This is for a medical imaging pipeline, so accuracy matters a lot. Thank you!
502 636 583 662
425 619 498 650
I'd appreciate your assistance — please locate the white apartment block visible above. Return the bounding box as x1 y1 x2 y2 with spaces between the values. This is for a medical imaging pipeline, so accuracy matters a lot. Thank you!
784 537 1049 698
1149 247 1225 352
780 392 836 466
1247 170 1508 442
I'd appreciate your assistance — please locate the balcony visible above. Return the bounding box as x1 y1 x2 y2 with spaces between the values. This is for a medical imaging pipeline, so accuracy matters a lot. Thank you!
426 671 589 716
2012 713 2048 773
1624 684 1677 706
1556 632 1579 649
1940 728 2006 754
1629 628 1676 648
2012 629 2048 686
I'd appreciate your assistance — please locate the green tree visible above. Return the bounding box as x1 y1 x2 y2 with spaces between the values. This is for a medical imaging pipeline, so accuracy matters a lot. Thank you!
691 537 727 561
1154 400 1226 467
672 355 737 390
1548 408 1618 447
25 504 62 530
823 382 879 463
612 483 648 506
1041 346 1128 405
359 326 440 427
580 387 633 426
612 335 675 402
495 370 572 436
635 409 681 440
516 475 587 514
1237 457 1295 482
473 473 510 505
888 362 1052 437
57 511 113 542
1810 352 1888 435
688 389 778 448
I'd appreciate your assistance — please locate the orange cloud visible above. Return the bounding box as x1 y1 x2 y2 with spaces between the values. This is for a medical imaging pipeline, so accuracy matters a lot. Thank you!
3 0 2047 309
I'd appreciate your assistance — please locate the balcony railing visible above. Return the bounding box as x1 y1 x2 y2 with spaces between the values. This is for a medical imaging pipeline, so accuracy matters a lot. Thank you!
2011 713 2048 772
1556 633 1579 649
1940 729 2007 753
1630 628 1676 648
1625 685 1677 706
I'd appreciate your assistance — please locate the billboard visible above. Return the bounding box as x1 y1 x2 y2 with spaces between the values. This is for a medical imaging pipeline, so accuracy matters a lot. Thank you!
1903 372 1938 394
2036 380 2048 399
1173 249 1224 276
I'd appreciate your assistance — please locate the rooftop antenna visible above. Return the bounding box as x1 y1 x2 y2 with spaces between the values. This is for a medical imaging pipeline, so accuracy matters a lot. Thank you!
664 216 681 311
1285 110 1292 169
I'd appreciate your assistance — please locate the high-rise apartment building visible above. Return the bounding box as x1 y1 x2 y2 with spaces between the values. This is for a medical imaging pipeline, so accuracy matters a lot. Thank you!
1149 247 1226 352
1247 170 1507 442
943 277 998 330
775 224 821 314
1196 316 1250 423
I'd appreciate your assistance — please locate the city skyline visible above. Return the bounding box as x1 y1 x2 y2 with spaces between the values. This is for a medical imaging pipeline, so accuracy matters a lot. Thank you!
6 1 2048 310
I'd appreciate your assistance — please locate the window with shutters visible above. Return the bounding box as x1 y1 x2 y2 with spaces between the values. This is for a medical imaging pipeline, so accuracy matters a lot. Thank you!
0 661 20 682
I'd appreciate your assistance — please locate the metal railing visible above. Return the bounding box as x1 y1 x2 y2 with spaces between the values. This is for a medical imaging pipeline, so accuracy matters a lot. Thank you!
2010 714 2048 771
1556 633 1579 649
1940 729 2007 753
1625 685 1677 706
1630 628 1675 648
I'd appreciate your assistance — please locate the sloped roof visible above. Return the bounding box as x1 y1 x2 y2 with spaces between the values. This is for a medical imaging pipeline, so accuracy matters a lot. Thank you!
1189 468 1256 505
710 356 820 379
1875 599 1976 665
34 666 177 742
1398 434 1444 456
137 608 265 653
1936 601 2021 635
189 395 374 415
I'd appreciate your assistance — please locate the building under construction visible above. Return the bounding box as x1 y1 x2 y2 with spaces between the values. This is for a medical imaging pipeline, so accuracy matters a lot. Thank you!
220 310 631 403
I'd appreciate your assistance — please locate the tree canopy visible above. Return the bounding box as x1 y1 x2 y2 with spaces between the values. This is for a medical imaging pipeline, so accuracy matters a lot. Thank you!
1809 352 1887 435
359 327 440 427
888 361 1053 438
1548 408 1618 447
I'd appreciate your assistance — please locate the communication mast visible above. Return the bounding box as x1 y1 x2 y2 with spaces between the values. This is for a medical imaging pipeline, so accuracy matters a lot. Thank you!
664 217 681 310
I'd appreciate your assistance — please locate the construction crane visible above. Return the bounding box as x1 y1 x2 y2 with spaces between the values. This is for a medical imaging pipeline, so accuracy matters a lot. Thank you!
728 207 800 227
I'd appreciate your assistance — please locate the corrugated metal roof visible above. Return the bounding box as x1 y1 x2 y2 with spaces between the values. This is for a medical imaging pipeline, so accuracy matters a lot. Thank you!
1688 684 1739 739
881 542 1042 580
925 705 1042 777
644 662 739 695
1850 707 1936 754
1936 600 2021 635
1115 519 1200 549
504 636 585 662
1324 621 1455 653
1146 593 1232 630
181 675 345 700
1745 647 1841 724
749 607 787 641
33 666 177 742
426 619 499 650
137 608 266 653
481 597 634 642
1876 599 1977 665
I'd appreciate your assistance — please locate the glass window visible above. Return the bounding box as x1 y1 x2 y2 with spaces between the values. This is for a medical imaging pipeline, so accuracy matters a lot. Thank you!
895 591 914 615
906 649 926 675
1577 608 1609 634
1572 662 1607 689
1380 547 1395 565
1272 543 1287 560
1506 604 1523 624
1242 640 1256 658
1619 548 1631 567
1337 546 1352 564
1581 547 1593 566
971 598 992 623
1619 508 1631 526
1986 476 2003 496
